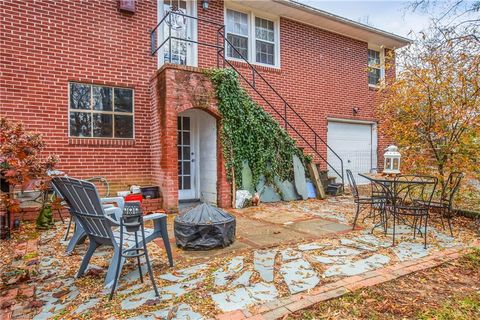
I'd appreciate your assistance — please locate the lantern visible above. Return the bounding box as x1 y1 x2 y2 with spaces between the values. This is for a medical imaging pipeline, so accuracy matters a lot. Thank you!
383 145 401 174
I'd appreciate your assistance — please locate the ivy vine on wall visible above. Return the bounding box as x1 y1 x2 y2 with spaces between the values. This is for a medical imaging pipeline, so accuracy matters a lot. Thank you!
206 68 307 188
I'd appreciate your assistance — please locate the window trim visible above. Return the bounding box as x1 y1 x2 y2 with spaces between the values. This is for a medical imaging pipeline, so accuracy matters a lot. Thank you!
225 8 250 61
68 82 135 139
224 4 281 69
367 45 385 88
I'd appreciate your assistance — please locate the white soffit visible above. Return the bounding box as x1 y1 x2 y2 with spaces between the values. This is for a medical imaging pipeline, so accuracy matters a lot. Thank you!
229 0 411 49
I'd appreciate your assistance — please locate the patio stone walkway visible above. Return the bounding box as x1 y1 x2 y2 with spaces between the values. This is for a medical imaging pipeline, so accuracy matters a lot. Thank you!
1 198 475 320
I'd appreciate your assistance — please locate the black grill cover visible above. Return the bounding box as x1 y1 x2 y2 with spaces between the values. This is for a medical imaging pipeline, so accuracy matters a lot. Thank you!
174 203 236 250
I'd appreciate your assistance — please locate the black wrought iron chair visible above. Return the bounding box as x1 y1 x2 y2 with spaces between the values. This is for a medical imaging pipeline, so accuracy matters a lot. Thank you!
347 170 385 230
52 176 173 288
432 172 463 236
109 201 158 300
382 175 438 248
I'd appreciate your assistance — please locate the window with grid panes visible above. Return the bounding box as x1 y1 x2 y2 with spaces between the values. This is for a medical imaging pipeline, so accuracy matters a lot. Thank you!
69 83 134 138
226 9 249 59
368 49 382 86
225 8 279 67
255 17 275 65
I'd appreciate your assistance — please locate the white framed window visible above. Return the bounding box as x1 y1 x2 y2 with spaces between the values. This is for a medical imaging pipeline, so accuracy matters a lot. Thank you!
224 6 280 68
255 17 275 65
68 82 134 139
368 46 385 87
226 9 249 60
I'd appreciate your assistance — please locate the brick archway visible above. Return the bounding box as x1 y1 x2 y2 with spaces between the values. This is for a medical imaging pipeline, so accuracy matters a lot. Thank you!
150 65 231 212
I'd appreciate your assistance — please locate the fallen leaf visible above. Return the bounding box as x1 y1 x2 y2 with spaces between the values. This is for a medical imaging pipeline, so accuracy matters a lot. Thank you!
52 289 70 299
143 298 160 306
29 300 44 308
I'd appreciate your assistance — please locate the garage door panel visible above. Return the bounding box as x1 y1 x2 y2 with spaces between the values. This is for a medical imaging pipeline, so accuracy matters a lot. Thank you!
327 121 377 185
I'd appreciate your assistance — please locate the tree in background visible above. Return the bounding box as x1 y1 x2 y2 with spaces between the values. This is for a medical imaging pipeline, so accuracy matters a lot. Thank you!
377 27 480 191
410 0 479 43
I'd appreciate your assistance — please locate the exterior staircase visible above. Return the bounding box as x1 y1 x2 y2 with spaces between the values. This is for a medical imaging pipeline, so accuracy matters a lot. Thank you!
151 11 345 194
318 169 344 196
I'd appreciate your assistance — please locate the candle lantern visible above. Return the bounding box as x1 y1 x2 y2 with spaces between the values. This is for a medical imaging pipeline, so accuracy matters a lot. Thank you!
383 145 401 174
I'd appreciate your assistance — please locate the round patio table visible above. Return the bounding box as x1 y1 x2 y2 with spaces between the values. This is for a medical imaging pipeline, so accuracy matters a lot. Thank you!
358 172 437 247
358 172 396 184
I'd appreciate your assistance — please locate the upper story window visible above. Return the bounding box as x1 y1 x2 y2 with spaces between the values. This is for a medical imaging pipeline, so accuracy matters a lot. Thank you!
255 17 275 65
226 9 249 59
69 83 134 139
225 7 280 68
368 48 384 86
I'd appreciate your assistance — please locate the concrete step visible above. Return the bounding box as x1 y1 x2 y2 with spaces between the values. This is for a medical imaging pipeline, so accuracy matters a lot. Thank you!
327 183 344 196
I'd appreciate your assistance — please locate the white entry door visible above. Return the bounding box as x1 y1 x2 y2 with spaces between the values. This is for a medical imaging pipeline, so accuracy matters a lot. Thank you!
160 0 197 66
178 115 196 200
327 121 377 185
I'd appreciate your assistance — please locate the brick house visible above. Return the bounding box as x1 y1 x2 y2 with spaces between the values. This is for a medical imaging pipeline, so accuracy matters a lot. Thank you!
0 0 410 212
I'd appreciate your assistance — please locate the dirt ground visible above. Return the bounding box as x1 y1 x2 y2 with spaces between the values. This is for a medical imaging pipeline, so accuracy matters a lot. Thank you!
288 247 480 320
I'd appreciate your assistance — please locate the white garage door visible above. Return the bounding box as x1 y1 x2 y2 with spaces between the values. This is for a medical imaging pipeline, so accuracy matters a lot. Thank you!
327 121 377 185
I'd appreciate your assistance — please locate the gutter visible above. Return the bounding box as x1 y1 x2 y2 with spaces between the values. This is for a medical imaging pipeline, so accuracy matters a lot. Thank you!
274 0 413 45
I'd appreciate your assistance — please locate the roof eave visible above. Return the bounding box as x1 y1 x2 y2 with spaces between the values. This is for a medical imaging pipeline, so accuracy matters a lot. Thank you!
272 0 412 48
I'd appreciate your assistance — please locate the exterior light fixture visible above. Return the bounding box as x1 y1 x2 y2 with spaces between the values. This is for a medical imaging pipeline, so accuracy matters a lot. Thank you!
383 145 401 174
117 0 136 13
202 0 209 10
353 107 360 115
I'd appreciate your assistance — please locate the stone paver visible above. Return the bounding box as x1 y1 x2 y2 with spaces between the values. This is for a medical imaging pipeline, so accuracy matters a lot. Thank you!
340 238 377 251
323 247 362 256
121 277 205 310
4 199 470 320
297 242 329 251
211 282 278 312
433 230 462 248
310 255 352 264
127 303 203 320
231 271 253 288
214 256 244 287
280 259 320 294
353 234 391 248
386 225 415 235
391 242 430 261
324 254 390 277
160 263 207 282
287 219 351 235
253 250 277 282
73 298 100 315
121 264 149 283
280 248 302 261
118 283 143 295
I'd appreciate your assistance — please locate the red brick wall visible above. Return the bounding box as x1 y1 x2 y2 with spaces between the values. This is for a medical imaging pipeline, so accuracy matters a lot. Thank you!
0 0 157 192
150 65 231 211
196 1 394 172
1 0 395 210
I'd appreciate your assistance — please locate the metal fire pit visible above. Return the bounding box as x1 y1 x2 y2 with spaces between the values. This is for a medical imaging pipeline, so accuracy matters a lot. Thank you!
174 203 236 250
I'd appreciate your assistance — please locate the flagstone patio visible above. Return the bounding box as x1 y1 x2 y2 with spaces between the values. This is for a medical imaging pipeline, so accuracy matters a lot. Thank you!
0 197 476 320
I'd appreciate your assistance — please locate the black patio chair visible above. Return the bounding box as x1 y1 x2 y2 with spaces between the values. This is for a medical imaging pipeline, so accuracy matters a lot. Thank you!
347 170 385 230
382 175 438 248
432 172 463 236
52 176 173 288
414 172 463 236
